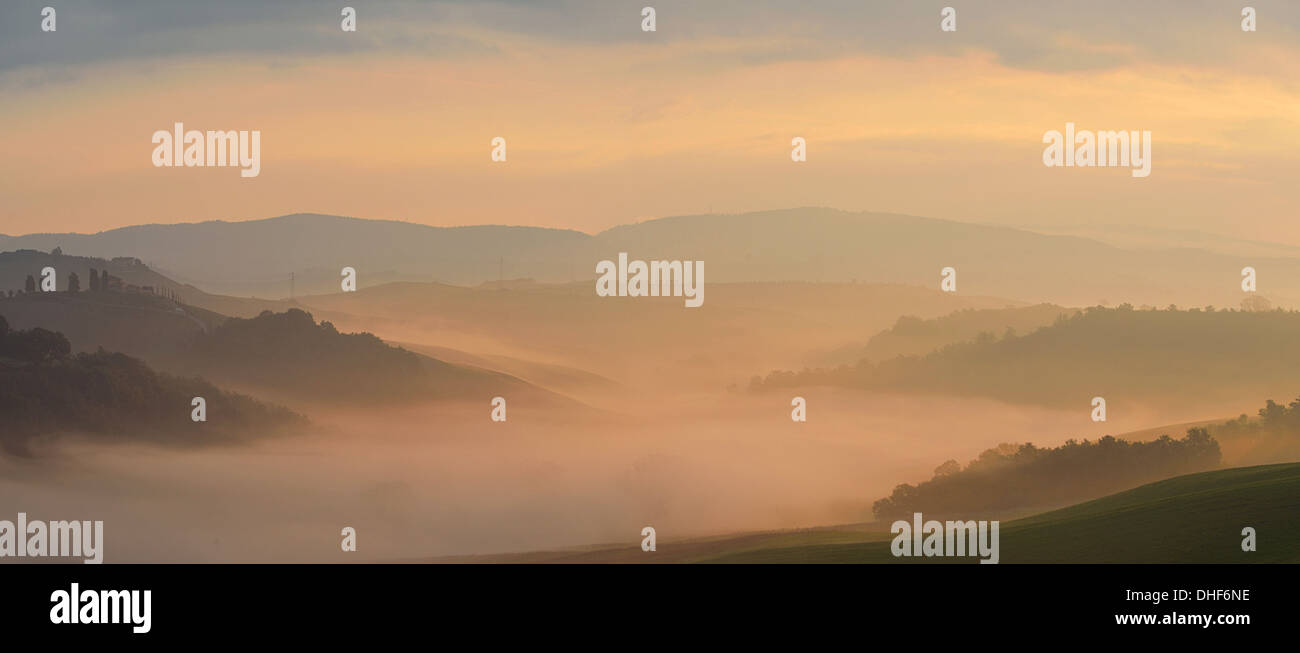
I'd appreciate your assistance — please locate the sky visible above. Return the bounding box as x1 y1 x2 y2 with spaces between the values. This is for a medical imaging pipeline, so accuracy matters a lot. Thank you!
2 0 1298 243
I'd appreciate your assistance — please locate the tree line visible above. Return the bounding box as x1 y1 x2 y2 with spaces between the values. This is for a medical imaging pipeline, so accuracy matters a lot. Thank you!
4 265 182 304
871 427 1222 521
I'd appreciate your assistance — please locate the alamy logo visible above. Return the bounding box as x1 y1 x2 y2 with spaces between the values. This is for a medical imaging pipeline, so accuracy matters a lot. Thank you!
50 583 151 634
152 122 261 178
1042 122 1151 178
0 513 104 563
891 512 999 564
596 253 704 307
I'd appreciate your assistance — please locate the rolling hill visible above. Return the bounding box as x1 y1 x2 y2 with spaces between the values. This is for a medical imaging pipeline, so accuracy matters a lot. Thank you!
754 305 1300 409
0 284 225 364
181 308 553 405
0 249 295 318
0 317 304 455
453 463 1300 563
7 209 1300 308
0 259 563 407
0 215 588 297
809 303 1073 367
289 279 1016 393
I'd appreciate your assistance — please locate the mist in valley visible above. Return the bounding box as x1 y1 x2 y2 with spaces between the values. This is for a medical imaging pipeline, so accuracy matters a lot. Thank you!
3 266 1291 562
0 383 1245 562
5 222 1298 563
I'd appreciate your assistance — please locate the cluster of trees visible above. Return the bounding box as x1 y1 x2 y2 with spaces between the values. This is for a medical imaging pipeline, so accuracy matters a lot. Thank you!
0 314 302 455
847 304 1070 363
3 267 182 302
1 245 181 301
11 268 100 294
186 309 432 400
871 428 1222 521
1205 396 1300 464
1215 396 1300 437
0 315 70 363
753 305 1300 408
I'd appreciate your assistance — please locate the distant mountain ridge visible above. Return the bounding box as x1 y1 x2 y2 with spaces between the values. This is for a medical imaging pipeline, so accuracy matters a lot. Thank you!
5 208 1300 307
0 214 589 297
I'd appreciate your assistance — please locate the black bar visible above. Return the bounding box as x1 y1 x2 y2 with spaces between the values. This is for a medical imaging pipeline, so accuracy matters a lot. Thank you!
1 563 1287 643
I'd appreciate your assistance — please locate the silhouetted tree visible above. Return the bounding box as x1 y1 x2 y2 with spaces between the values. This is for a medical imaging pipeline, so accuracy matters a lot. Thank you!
24 275 35 294
933 460 961 476
1259 399 1287 424
67 272 80 293
101 269 110 291
89 267 100 292
1 327 71 363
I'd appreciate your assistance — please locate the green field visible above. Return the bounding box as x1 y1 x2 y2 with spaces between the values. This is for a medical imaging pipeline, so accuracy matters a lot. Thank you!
449 463 1300 563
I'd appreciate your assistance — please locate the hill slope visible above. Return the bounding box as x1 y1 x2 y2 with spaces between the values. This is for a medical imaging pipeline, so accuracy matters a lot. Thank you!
0 318 304 455
182 308 550 404
292 279 1015 392
0 249 295 318
465 463 1299 563
755 305 1300 409
0 287 224 363
810 303 1073 367
0 261 561 406
711 463 1300 563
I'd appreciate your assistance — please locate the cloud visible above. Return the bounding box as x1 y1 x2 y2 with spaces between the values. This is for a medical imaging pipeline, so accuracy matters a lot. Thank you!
0 0 499 79
2 0 1298 241
3 0 1298 80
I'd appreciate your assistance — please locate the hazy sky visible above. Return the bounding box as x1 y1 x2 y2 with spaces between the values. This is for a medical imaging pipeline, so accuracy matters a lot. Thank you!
2 1 1298 243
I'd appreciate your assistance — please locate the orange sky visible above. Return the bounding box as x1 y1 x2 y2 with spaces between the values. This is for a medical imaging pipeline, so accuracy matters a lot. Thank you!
1 2 1298 243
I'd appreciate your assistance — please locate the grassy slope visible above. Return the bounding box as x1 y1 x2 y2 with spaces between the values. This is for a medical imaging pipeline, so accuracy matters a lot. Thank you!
709 463 1300 563
452 463 1299 563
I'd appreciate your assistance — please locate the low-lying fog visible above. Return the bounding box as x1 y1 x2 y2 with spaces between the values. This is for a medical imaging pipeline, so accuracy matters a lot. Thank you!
0 390 1247 563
